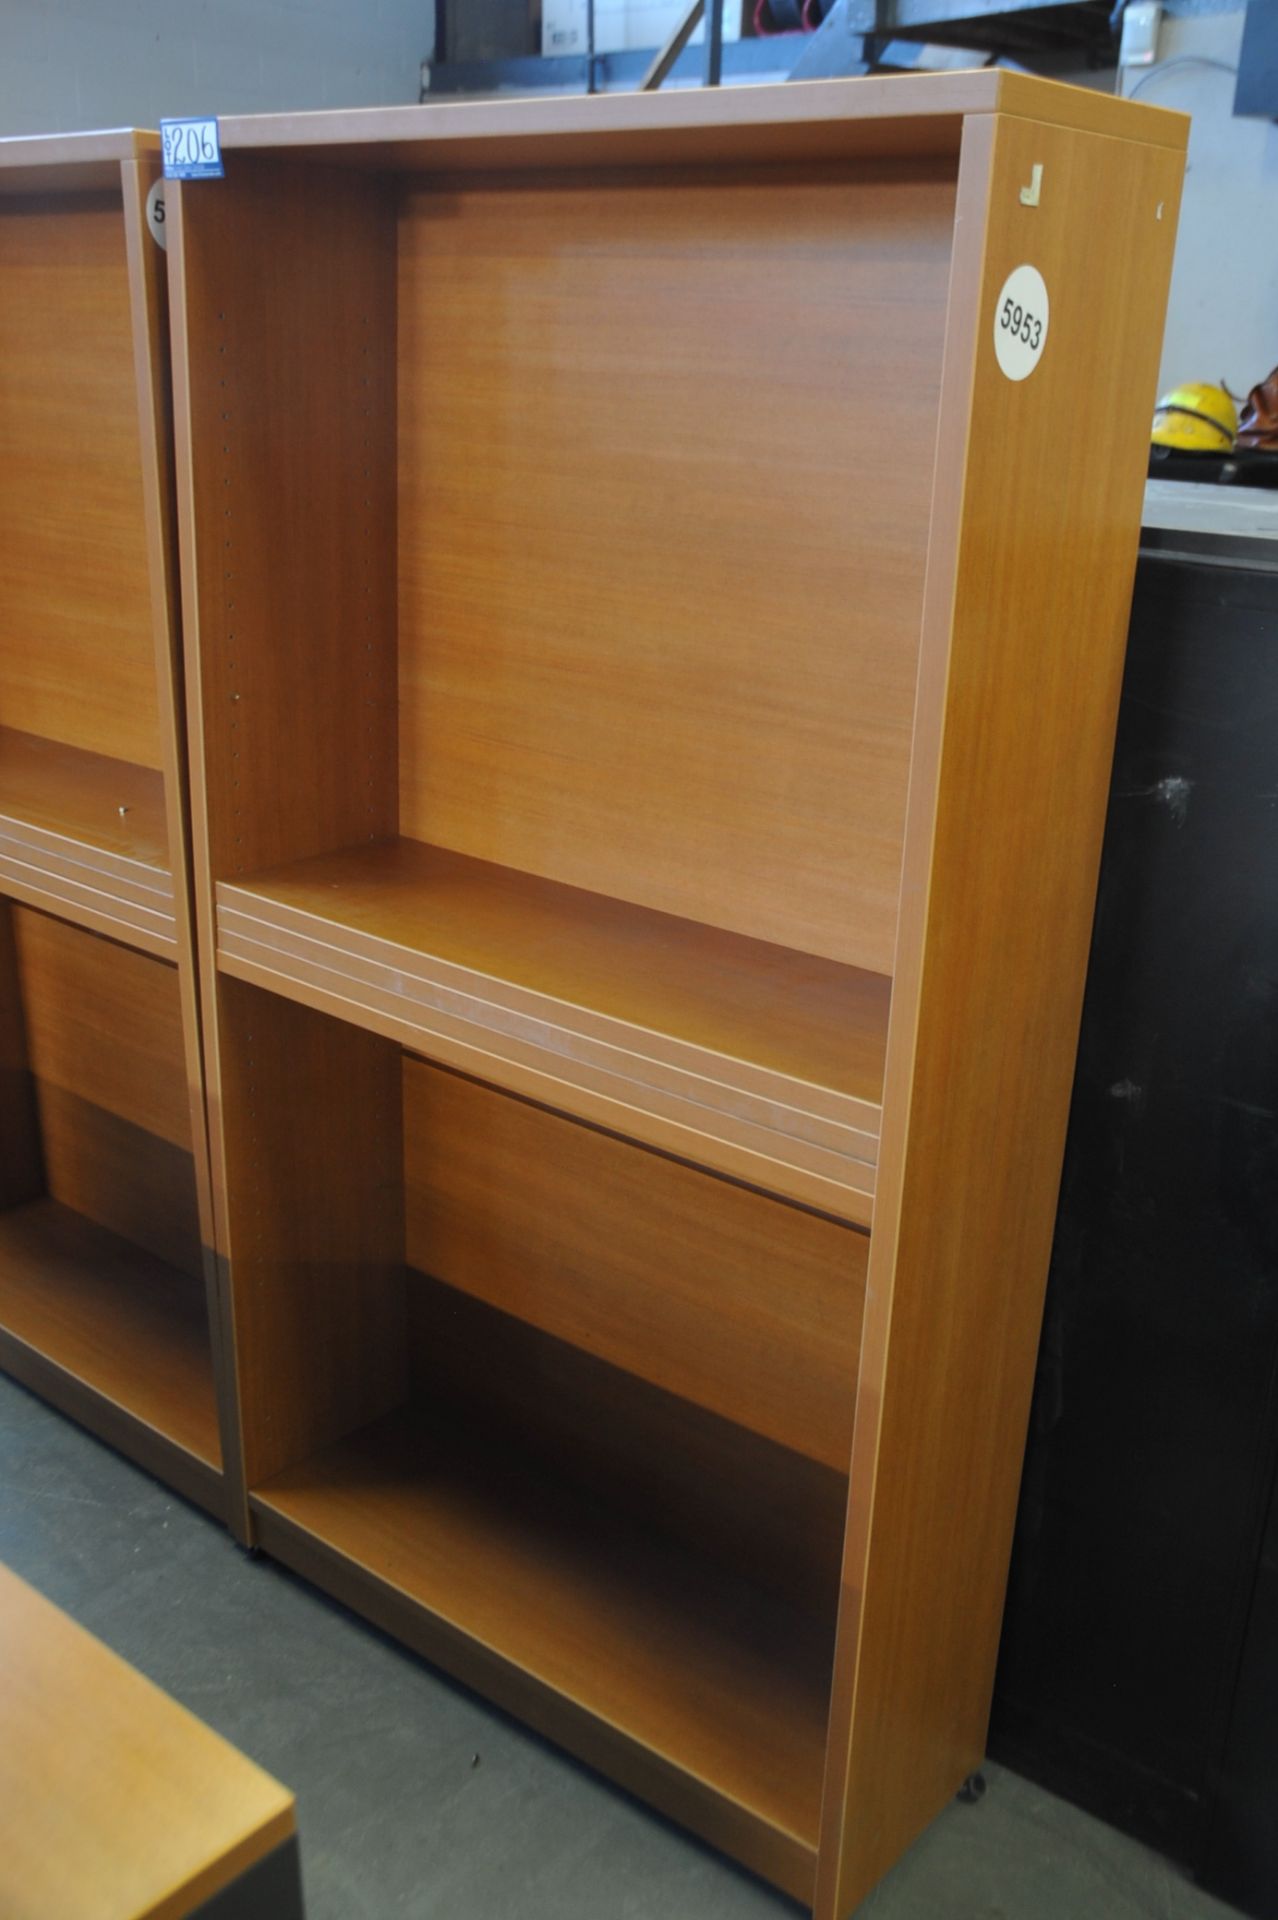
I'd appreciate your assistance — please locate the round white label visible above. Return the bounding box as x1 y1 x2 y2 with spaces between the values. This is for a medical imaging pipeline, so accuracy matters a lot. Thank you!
146 176 168 251
993 264 1048 382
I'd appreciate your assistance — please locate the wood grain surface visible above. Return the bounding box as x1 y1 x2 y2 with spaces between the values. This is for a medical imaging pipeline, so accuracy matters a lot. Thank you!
404 1266 851 1608
815 112 1186 1920
0 1198 220 1481
215 836 885 1221
404 1058 865 1469
398 161 953 974
0 899 43 1208
168 162 400 1531
253 1402 834 1900
0 148 223 1513
11 907 201 1276
214 978 407 1494
0 726 169 868
221 840 886 1105
0 190 161 769
0 1561 291 1920
211 72 1187 172
12 905 192 1150
0 128 156 195
169 158 398 893
121 148 219 1263
165 78 1189 1913
0 727 175 954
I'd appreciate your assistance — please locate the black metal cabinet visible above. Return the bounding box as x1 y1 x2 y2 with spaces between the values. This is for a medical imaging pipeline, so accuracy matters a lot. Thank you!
991 502 1278 1912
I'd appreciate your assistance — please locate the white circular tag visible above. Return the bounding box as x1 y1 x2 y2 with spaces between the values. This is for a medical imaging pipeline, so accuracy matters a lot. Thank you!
146 177 168 251
993 264 1048 382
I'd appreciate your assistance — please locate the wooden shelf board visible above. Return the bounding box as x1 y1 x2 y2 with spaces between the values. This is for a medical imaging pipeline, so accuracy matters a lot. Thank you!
0 129 153 197
0 727 175 955
217 836 885 1224
0 128 154 170
252 1402 833 1899
212 73 1187 173
0 1197 222 1512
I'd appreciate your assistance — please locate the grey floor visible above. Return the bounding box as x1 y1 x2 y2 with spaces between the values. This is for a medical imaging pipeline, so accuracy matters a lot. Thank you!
0 1373 1245 1920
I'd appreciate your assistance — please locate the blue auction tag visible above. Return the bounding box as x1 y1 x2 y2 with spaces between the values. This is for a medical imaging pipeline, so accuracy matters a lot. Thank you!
160 116 224 180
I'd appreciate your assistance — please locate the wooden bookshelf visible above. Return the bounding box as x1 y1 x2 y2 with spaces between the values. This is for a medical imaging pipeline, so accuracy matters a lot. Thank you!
168 75 1187 1917
0 133 224 1516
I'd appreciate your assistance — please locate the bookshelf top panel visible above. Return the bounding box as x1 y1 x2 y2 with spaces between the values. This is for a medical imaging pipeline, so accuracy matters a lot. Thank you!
0 128 156 195
210 74 1187 175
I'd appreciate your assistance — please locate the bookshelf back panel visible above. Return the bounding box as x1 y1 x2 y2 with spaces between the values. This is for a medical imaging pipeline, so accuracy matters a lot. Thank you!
402 1266 850 1613
403 1057 865 1471
397 161 955 973
10 906 201 1277
0 193 162 771
172 159 399 885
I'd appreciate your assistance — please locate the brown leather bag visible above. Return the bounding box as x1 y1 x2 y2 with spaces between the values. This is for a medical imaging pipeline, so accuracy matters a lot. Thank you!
1237 365 1278 451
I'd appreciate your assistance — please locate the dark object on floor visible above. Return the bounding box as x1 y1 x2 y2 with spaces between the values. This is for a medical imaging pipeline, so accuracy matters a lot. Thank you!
992 511 1278 1918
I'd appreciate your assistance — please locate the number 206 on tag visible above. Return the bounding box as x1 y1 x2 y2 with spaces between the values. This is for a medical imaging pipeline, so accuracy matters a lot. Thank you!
161 117 223 180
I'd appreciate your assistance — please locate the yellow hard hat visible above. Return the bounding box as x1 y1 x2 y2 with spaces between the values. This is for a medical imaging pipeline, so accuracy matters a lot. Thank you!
1151 382 1238 452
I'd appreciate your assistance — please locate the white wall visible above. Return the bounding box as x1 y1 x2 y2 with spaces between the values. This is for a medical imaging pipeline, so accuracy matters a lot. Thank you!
1118 5 1278 397
0 0 436 135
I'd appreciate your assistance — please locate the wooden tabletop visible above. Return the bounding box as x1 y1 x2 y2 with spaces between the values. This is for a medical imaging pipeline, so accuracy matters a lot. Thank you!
0 1564 295 1920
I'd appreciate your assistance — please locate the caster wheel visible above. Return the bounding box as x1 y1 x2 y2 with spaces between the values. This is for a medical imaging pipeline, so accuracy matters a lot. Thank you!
957 1771 987 1805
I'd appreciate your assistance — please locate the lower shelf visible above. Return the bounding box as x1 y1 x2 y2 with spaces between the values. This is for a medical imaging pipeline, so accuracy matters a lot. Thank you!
0 1198 222 1515
251 1404 836 1899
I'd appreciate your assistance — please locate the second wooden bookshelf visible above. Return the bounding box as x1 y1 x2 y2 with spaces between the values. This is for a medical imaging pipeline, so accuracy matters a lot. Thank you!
0 132 224 1516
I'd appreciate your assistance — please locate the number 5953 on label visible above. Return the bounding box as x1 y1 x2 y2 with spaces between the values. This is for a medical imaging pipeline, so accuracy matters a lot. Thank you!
993 264 1049 383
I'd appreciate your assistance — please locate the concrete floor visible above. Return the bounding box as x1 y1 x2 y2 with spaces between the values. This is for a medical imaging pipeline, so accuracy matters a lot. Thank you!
0 1373 1245 1920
